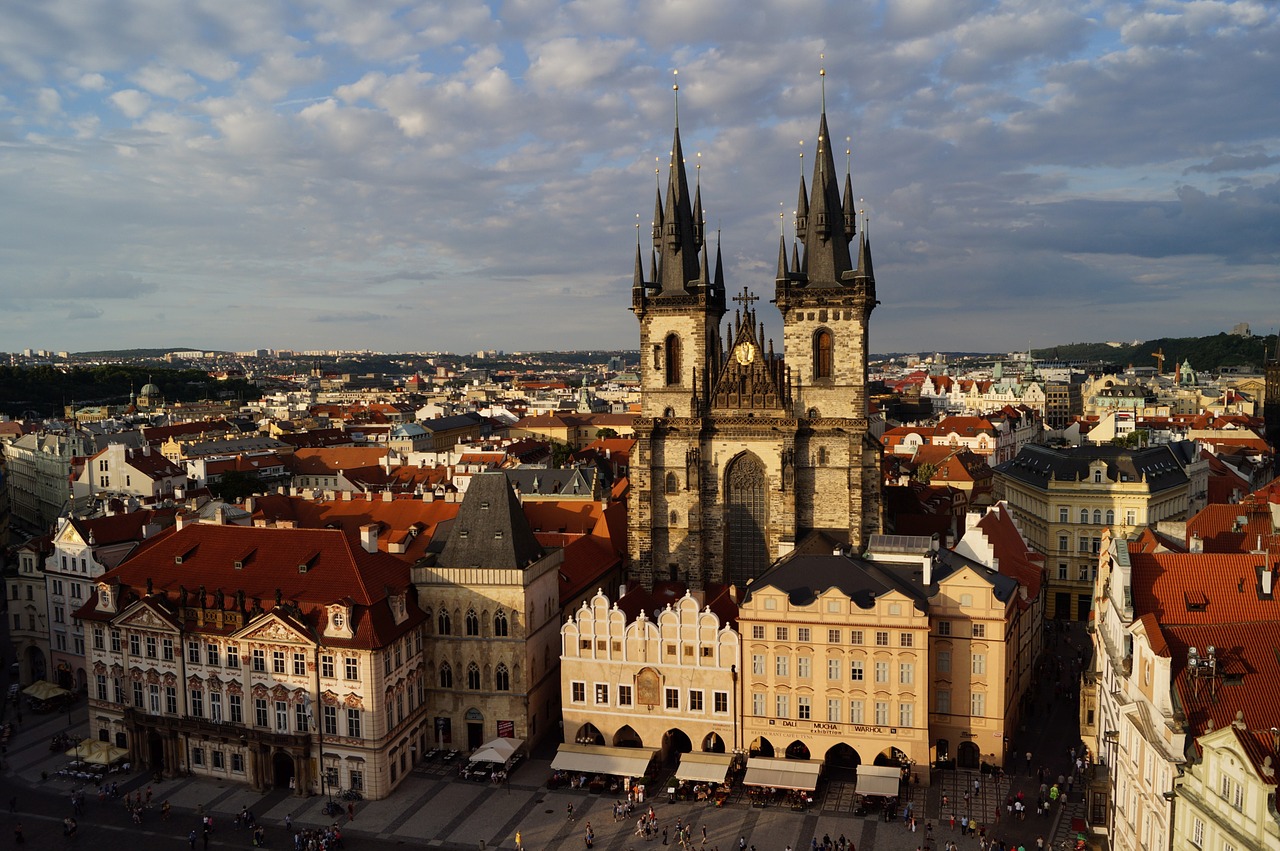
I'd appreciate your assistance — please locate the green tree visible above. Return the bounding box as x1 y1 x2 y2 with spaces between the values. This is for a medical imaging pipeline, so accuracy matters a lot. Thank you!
595 427 619 440
913 462 938 485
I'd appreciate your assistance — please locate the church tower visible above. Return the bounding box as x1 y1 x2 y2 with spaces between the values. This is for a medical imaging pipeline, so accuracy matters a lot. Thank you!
628 80 882 592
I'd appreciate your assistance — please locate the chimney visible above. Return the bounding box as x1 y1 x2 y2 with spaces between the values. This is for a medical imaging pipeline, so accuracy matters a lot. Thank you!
382 490 393 502
1263 567 1274 598
174 486 185 501
359 523 379 553
244 496 255 513
142 443 151 456
1190 533 1203 554
921 553 933 586
175 512 189 531
214 506 226 525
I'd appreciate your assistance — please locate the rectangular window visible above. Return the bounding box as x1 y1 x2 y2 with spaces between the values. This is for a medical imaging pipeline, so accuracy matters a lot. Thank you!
972 623 986 638
129 633 140 655
1125 509 1136 526
899 662 914 685
797 656 811 679
775 627 788 641
229 694 243 724
293 653 306 677
595 683 609 704
272 650 285 674
937 621 951 636
131 681 142 707
899 702 913 727
619 685 633 706
752 693 765 716
874 701 888 725
713 691 728 713
1059 535 1069 551
232 753 244 773
93 627 105 651
254 698 268 728
344 657 359 680
110 630 122 652
850 700 864 724
752 654 765 675
849 630 864 645
191 747 204 767
797 696 811 720
252 649 266 672
226 644 239 668
166 687 178 715
827 699 841 723
828 659 841 681
875 631 889 646
900 632 913 647
797 627 810 642
1059 507 1069 522
937 650 951 673
114 678 125 705
162 637 174 661
296 702 308 733
751 625 764 639
874 661 889 683
207 643 220 666
688 690 703 711
936 690 951 714
665 688 679 709
145 635 157 658
971 692 985 716
95 675 107 701
828 629 841 643
571 682 585 702
775 694 789 718
321 655 335 678
775 655 789 677
274 701 288 732
1190 818 1203 847
850 660 864 681
1078 536 1089 552
346 708 362 738
188 640 200 663
211 750 224 770
190 690 203 718
323 705 337 735
209 692 222 723
1058 563 1069 580
972 654 986 675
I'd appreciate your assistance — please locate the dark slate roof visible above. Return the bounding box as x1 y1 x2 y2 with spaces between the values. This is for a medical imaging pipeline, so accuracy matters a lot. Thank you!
993 442 1193 493
421 412 484 434
505 467 596 497
436 472 544 570
742 541 932 614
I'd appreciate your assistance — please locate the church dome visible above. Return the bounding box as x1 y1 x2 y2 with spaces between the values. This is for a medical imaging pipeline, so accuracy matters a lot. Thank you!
140 382 161 397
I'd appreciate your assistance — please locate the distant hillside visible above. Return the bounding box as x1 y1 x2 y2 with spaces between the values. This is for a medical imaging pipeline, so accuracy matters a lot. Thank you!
1033 333 1276 372
72 348 205 358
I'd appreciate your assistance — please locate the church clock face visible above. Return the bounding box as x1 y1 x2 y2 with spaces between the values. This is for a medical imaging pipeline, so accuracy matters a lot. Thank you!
734 342 756 365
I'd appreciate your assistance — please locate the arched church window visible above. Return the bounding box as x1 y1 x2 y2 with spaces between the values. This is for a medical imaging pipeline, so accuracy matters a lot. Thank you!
665 334 681 386
493 610 509 637
437 610 451 635
665 472 679 494
818 447 828 465
814 329 833 379
466 662 481 690
465 609 479 636
495 664 510 691
670 510 679 525
726 453 768 587
439 662 453 688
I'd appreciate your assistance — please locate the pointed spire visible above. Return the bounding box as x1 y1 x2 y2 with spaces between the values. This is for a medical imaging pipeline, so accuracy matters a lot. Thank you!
692 163 704 250
842 170 857 239
652 183 663 246
633 242 645 290
795 173 809 235
650 248 659 282
856 228 876 286
799 111 854 287
699 243 711 285
713 231 725 290
791 241 801 275
776 235 788 280
655 112 701 292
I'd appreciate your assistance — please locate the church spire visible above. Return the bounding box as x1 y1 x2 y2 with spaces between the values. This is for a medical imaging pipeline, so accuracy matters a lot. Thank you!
798 110 854 287
652 73 702 295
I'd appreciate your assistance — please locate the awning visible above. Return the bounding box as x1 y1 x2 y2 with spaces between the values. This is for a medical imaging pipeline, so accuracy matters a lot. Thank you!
471 737 524 764
674 752 734 784
854 765 902 797
742 756 823 791
551 743 657 777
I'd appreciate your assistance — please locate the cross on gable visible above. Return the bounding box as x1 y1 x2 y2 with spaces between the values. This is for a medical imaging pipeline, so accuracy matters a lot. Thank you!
732 287 759 309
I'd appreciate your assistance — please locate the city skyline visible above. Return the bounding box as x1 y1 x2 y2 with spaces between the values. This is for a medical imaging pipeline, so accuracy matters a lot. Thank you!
2 1 1277 354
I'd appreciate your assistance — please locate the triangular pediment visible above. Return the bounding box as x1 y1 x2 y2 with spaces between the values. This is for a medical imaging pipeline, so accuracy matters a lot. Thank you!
232 612 314 645
711 289 788 411
115 598 180 632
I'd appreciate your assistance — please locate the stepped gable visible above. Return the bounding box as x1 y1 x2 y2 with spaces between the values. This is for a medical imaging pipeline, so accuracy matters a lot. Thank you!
436 472 544 570
709 288 790 412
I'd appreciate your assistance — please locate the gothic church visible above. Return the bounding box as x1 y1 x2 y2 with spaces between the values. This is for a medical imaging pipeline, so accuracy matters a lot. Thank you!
628 99 883 591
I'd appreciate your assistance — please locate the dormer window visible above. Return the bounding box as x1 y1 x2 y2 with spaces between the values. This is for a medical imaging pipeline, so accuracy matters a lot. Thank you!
332 611 345 629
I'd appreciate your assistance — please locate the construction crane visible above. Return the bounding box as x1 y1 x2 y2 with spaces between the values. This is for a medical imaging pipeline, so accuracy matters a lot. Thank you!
1152 348 1166 374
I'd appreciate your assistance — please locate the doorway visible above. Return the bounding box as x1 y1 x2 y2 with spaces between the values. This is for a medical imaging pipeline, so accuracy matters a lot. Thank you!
467 722 484 750
273 751 295 789
957 741 980 770
148 731 166 772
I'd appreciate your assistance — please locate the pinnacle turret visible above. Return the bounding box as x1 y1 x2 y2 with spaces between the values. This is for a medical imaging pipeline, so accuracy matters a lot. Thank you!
798 112 854 287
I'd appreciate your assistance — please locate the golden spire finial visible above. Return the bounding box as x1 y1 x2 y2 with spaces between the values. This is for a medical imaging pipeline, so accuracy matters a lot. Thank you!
819 52 826 113
846 136 852 176
696 151 701 186
798 139 804 178
779 201 785 237
635 212 641 246
673 69 679 127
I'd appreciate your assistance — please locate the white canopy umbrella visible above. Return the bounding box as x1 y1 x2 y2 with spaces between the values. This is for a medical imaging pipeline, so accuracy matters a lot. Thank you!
470 737 524 764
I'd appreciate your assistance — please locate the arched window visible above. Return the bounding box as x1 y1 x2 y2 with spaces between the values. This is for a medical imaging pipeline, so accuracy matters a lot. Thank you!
1092 510 1102 525
437 610 451 635
493 610 509 637
1105 509 1115 526
726 453 768 586
465 609 479 636
495 664 510 691
438 662 453 688
817 446 828 465
466 662 481 690
813 329 833 379
664 334 681 386
1079 509 1089 524
665 472 679 494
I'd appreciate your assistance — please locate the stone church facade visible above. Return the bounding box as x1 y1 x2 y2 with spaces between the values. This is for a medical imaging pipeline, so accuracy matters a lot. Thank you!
628 104 883 591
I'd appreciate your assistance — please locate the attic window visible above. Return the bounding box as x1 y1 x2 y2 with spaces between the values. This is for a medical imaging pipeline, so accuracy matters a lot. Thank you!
480 501 490 510
298 563 309 574
459 530 469 539
1185 590 1208 612
234 561 244 570
494 531 504 539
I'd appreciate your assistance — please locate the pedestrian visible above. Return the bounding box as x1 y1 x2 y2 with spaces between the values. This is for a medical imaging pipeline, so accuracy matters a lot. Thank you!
189 829 197 849
516 830 523 851
663 826 669 845
569 803 576 822
14 821 23 845
348 801 355 821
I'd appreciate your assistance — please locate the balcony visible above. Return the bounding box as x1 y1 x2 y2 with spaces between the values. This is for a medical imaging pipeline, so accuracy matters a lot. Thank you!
123 708 310 749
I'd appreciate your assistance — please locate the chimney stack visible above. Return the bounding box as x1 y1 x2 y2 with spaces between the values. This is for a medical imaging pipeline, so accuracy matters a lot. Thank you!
359 523 379 553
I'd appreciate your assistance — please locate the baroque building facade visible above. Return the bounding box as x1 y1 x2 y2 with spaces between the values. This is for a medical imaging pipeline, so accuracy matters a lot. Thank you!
628 103 882 591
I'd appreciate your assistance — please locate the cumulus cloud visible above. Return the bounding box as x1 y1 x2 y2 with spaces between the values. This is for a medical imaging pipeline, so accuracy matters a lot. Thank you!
0 0 1276 353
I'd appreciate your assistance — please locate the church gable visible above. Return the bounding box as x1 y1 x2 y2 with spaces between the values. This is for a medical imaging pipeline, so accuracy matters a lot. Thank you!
710 288 790 412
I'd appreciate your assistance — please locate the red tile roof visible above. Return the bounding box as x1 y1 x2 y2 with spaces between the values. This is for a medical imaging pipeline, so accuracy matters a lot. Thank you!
1186 495 1279 557
250 493 460 562
1164 621 1280 742
1128 550 1280 624
974 503 1044 600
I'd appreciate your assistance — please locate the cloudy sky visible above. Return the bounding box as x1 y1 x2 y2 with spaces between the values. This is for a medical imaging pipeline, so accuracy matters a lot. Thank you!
2 0 1277 356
